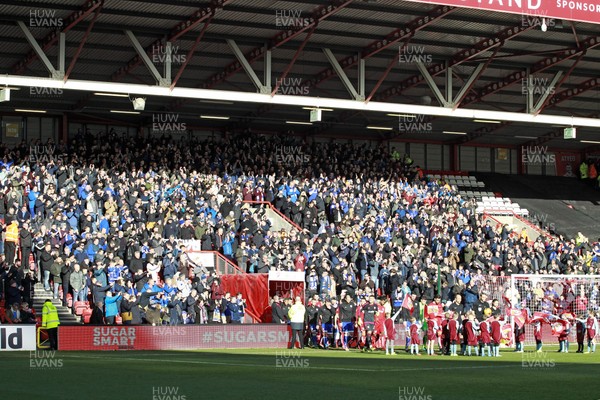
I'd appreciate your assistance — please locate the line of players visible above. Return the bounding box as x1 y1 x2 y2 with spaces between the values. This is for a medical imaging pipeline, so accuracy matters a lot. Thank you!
537 311 598 354
305 293 387 353
304 294 598 356
407 310 505 357
304 293 502 356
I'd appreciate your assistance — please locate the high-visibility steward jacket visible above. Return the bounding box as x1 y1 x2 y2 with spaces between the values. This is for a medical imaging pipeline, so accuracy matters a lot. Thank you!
5 222 19 243
42 301 60 329
288 302 306 324
580 162 589 179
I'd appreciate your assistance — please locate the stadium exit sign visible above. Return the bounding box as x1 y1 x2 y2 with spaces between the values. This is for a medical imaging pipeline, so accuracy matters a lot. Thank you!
564 127 576 139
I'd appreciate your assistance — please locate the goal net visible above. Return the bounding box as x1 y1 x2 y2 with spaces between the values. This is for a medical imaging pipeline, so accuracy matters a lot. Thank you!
508 274 600 346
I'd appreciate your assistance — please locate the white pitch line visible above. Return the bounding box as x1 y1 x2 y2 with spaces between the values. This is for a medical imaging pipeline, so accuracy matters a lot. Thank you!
61 354 519 373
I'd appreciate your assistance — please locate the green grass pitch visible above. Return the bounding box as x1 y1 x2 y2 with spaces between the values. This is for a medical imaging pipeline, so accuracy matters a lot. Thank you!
1 345 598 400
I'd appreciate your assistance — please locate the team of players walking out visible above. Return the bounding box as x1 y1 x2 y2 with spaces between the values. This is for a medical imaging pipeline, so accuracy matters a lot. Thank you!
295 295 598 356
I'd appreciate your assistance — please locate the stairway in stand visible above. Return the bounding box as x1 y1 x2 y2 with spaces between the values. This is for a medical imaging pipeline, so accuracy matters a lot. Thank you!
32 283 80 324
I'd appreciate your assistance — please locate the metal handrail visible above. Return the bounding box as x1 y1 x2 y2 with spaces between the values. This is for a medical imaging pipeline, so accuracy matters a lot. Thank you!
200 250 246 275
243 200 303 232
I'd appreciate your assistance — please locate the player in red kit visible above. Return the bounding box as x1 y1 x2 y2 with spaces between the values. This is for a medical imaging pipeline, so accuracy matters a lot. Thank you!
383 312 396 355
409 317 421 355
514 324 525 353
448 312 460 356
586 311 598 353
426 295 444 350
355 298 366 349
374 298 386 350
490 317 502 357
426 317 439 355
558 317 571 353
464 311 479 356
479 312 492 357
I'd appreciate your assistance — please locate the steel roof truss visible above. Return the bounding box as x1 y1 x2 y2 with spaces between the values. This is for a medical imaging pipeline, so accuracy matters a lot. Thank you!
17 21 63 80
529 71 563 114
125 30 170 86
323 48 364 101
227 39 270 94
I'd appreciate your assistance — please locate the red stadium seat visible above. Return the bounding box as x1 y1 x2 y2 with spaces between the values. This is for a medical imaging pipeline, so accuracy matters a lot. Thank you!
74 301 89 316
82 309 93 324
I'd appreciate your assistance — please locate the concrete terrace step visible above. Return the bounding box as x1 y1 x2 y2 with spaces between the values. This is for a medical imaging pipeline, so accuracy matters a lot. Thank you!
32 285 81 324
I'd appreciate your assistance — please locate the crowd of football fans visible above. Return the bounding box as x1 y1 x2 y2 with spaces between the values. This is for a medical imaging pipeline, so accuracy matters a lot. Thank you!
0 129 599 331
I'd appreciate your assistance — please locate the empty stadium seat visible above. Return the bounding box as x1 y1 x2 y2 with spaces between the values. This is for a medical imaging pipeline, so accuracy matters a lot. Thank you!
74 301 89 316
82 309 93 324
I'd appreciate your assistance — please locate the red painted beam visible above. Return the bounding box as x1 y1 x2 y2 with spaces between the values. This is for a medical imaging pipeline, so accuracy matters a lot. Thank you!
73 1 227 111
271 26 317 96
365 44 404 103
246 6 452 127
533 52 585 115
168 0 352 112
453 45 500 109
304 5 455 89
376 23 534 102
11 0 103 74
110 0 229 83
545 77 600 108
460 36 600 106
170 14 214 90
64 5 103 82
201 0 353 91
459 75 600 146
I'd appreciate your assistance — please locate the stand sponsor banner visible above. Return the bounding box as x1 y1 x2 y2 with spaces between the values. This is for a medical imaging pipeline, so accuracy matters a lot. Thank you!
0 325 36 351
59 324 290 351
554 152 580 178
402 0 600 25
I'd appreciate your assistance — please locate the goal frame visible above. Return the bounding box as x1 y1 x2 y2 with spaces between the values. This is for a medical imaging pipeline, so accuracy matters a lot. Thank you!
508 274 600 347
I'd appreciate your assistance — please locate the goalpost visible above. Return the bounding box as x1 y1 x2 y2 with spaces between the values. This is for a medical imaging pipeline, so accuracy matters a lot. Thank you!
509 274 600 346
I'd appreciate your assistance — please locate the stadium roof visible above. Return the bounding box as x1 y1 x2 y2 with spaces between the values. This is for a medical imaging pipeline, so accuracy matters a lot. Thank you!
0 0 599 151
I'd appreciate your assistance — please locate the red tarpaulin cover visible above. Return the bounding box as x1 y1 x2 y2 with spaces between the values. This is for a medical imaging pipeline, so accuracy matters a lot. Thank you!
221 273 269 323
